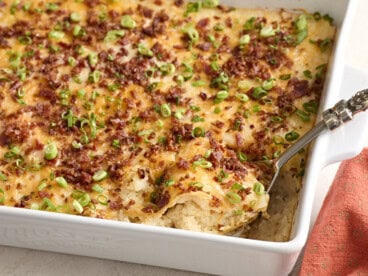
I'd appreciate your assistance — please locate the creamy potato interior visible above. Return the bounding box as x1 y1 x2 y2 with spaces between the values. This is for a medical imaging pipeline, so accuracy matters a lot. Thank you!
0 0 334 236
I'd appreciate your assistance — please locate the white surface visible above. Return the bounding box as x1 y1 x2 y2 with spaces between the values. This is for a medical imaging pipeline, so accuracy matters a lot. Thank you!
0 1 367 275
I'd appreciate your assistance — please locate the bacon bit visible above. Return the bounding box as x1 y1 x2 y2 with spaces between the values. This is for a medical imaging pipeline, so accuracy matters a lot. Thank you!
225 17 232 28
196 18 210 30
174 0 184 7
209 150 223 168
137 4 154 18
143 10 169 37
199 92 207 101
109 198 123 210
137 168 146 179
153 190 170 209
177 158 189 169
212 121 225 129
235 133 244 147
288 78 309 99
209 195 221 208
84 0 101 8
38 191 51 199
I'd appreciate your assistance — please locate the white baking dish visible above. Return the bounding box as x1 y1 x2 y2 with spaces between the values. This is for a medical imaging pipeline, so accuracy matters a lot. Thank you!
1 1 367 275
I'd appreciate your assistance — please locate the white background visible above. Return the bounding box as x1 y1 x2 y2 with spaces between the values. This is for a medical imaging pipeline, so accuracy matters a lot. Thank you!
1 0 368 275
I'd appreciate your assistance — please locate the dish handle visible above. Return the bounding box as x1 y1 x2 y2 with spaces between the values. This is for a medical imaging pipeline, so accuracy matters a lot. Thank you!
322 65 368 166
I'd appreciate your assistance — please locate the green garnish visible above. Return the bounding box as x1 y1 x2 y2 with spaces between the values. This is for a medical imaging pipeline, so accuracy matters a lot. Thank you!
253 182 265 195
285 131 300 141
226 191 242 204
191 127 205 138
137 44 153 57
120 15 136 29
93 170 108 182
44 143 58 160
193 158 212 169
55 176 68 188
160 103 171 118
70 12 81 22
104 30 125 43
48 30 64 40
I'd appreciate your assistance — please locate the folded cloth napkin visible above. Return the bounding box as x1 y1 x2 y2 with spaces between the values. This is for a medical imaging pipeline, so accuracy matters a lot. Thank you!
300 148 368 275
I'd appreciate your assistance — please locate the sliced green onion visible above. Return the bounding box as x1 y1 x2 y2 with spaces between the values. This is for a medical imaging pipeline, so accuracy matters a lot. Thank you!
121 15 136 29
271 116 283 123
88 70 101 83
285 131 300 141
216 90 229 100
68 56 76 66
174 109 185 120
191 127 205 138
182 25 199 43
78 193 91 207
213 23 225 32
193 158 212 169
73 25 84 37
104 30 125 43
236 93 249 102
273 150 281 158
217 169 228 183
111 139 120 148
226 191 242 204
184 1 202 17
296 15 307 31
189 182 203 189
88 52 98 66
0 188 4 204
262 79 275 91
204 149 212 159
160 103 171 118
231 183 244 191
191 115 204 122
214 107 221 114
303 100 319 114
159 63 176 76
243 17 256 31
0 172 7 181
252 87 267 99
73 199 83 213
202 0 219 8
44 143 58 160
260 25 275 37
93 170 108 182
138 44 153 57
41 198 56 211
273 135 284 145
303 70 313 79
97 194 108 205
70 12 81 22
38 181 48 191
253 182 265 195
55 176 68 188
296 109 311 122
280 74 291 80
238 80 252 91
237 152 248 162
164 179 175 187
92 184 104 193
72 140 82 149
239 34 250 45
48 30 64 40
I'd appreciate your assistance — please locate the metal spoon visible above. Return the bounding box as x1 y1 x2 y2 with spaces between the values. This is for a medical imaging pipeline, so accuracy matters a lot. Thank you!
266 88 368 193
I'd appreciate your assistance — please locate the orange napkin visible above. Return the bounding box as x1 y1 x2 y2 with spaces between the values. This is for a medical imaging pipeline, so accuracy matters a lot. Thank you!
300 148 368 275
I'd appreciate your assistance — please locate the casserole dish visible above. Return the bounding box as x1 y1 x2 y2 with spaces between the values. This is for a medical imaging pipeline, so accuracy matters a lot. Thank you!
0 0 367 275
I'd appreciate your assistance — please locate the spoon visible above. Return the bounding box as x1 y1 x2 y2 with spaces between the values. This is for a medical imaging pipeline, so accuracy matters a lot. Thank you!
266 88 368 193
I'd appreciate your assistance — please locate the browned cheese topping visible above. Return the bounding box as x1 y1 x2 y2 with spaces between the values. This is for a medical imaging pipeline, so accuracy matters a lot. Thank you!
0 0 335 235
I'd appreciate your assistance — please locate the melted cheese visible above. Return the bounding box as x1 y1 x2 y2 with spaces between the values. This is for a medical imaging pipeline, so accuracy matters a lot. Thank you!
0 0 335 236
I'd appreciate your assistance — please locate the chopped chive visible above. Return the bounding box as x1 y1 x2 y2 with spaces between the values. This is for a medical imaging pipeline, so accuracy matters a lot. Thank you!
216 90 229 100
182 25 199 43
296 109 311 122
78 193 91 207
189 182 203 189
0 188 4 204
0 172 7 181
231 183 244 191
164 179 175 187
279 74 291 80
202 0 219 8
192 80 206 87
97 194 108 205
271 116 283 123
88 52 98 66
184 1 202 17
243 17 255 31
42 198 56 211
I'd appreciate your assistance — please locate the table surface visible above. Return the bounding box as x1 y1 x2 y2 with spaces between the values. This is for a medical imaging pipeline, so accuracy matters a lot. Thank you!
1 1 368 275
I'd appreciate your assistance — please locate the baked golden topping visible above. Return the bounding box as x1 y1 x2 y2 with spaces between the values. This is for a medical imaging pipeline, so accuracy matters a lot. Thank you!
0 0 335 235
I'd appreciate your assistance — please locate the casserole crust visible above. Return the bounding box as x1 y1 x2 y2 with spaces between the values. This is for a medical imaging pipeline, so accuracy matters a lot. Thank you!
0 0 334 236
